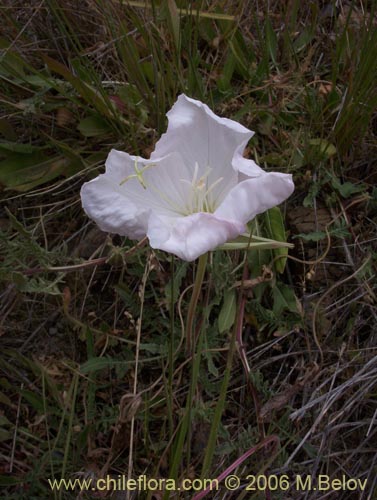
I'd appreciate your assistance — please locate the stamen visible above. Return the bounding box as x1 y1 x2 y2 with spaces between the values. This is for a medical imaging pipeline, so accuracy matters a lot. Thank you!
119 158 156 189
120 159 225 217
192 162 199 187
180 165 224 214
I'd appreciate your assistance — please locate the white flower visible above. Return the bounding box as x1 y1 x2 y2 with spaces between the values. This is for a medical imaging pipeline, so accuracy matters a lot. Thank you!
80 95 294 261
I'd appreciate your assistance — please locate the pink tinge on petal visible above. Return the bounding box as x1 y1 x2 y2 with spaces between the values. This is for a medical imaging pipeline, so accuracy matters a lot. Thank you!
215 172 294 224
147 212 245 262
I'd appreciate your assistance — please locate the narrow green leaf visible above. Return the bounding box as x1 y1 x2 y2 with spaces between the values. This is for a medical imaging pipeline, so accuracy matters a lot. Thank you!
218 289 236 333
165 261 188 303
80 357 120 374
265 18 278 65
166 0 181 51
264 207 289 273
42 55 112 118
0 475 22 486
218 50 236 92
0 142 39 154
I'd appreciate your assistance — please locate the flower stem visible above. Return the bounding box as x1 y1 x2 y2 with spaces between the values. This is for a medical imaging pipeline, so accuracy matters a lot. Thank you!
186 252 208 354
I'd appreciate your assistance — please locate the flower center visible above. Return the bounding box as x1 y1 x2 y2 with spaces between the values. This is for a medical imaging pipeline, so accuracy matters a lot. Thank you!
180 163 224 215
119 159 224 217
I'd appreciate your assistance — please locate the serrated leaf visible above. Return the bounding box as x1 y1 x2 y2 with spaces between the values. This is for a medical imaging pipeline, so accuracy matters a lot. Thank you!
294 230 326 242
330 176 365 198
218 289 236 333
205 350 219 378
294 226 350 242
4 208 31 237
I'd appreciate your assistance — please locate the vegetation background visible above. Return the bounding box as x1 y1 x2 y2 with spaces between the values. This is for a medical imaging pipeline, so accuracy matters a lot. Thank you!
1 0 377 498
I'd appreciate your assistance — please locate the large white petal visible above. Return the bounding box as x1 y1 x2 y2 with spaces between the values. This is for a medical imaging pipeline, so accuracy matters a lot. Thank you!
214 172 294 224
80 149 192 239
147 212 245 261
151 94 263 204
81 173 151 239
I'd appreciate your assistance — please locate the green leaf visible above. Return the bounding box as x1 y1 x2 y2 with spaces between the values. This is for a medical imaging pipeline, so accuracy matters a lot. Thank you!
140 343 167 355
294 226 350 242
4 207 31 237
0 152 74 191
265 18 278 65
20 390 44 412
303 182 319 208
77 115 112 137
330 176 365 198
205 350 219 378
217 50 236 92
264 207 289 273
0 475 22 486
166 0 181 51
0 142 40 154
309 138 337 158
218 289 236 333
0 391 12 407
294 230 326 242
165 261 188 303
293 27 314 52
80 356 121 374
218 233 293 251
272 283 300 316
0 428 12 442
0 119 17 141
42 55 113 118
0 39 26 77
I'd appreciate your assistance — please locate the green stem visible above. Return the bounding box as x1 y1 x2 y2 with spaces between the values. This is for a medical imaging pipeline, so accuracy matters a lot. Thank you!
200 289 243 478
168 254 175 441
186 252 208 354
165 254 208 496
